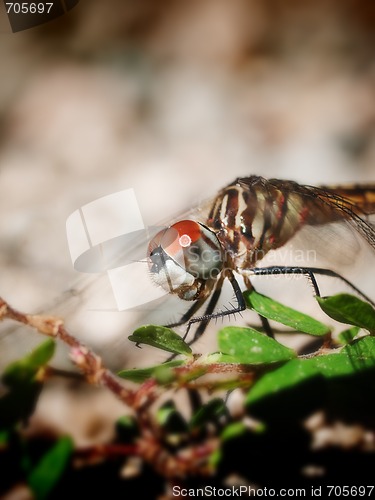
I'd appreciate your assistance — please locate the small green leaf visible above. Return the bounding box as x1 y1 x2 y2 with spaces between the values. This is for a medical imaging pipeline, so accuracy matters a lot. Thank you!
337 326 360 345
210 421 268 469
218 327 296 365
0 384 42 430
116 415 139 443
3 339 55 386
190 398 228 430
118 360 184 384
129 325 192 355
220 422 248 441
156 401 187 434
209 422 249 468
28 437 73 500
317 294 375 332
0 340 56 430
245 290 330 336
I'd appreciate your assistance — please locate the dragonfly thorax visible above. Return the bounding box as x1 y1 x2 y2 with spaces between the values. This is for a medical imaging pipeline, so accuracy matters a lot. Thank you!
147 220 224 301
208 180 307 269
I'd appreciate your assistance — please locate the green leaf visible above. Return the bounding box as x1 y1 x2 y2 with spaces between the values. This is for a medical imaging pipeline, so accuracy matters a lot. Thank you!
246 336 375 422
190 398 228 430
218 327 296 365
0 340 56 430
116 415 139 443
220 422 248 441
3 339 55 386
317 294 375 332
118 360 184 384
245 289 330 336
337 326 360 345
0 384 42 430
246 358 320 409
156 401 187 434
129 325 192 355
28 437 73 500
209 422 249 469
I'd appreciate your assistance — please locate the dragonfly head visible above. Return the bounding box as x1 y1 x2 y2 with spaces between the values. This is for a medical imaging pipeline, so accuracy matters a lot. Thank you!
147 220 224 300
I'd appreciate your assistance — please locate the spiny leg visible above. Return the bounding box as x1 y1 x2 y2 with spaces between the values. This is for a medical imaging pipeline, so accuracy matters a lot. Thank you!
166 296 209 330
165 275 227 362
185 270 246 344
164 276 224 344
148 295 209 354
166 271 246 360
187 273 226 344
248 266 375 307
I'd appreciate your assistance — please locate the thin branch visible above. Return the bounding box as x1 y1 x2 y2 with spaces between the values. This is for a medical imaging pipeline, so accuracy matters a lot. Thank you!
0 297 138 408
0 296 218 478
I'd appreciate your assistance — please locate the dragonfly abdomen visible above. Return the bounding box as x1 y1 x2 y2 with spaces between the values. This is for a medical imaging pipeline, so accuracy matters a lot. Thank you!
318 185 375 216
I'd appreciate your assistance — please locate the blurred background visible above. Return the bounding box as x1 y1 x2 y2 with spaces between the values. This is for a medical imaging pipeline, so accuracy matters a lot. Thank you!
1 0 375 450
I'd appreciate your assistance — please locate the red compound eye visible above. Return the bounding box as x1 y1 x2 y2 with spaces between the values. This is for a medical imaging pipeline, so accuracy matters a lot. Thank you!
147 220 201 267
148 220 202 260
168 220 202 252
171 220 202 242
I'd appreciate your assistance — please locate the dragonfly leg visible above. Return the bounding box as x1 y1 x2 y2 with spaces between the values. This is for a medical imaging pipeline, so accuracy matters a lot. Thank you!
248 266 375 307
166 271 246 347
165 297 208 330
168 273 227 342
186 270 247 344
164 278 225 360
187 275 225 343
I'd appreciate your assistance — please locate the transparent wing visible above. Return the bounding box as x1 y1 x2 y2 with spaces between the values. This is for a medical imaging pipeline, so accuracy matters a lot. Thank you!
0 194 217 372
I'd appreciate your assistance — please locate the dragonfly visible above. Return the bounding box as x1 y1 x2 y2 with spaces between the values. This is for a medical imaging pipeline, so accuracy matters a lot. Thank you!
147 175 375 342
1 176 374 370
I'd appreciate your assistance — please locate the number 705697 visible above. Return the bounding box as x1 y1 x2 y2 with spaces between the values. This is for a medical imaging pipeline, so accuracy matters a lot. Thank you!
6 3 53 14
327 486 374 496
